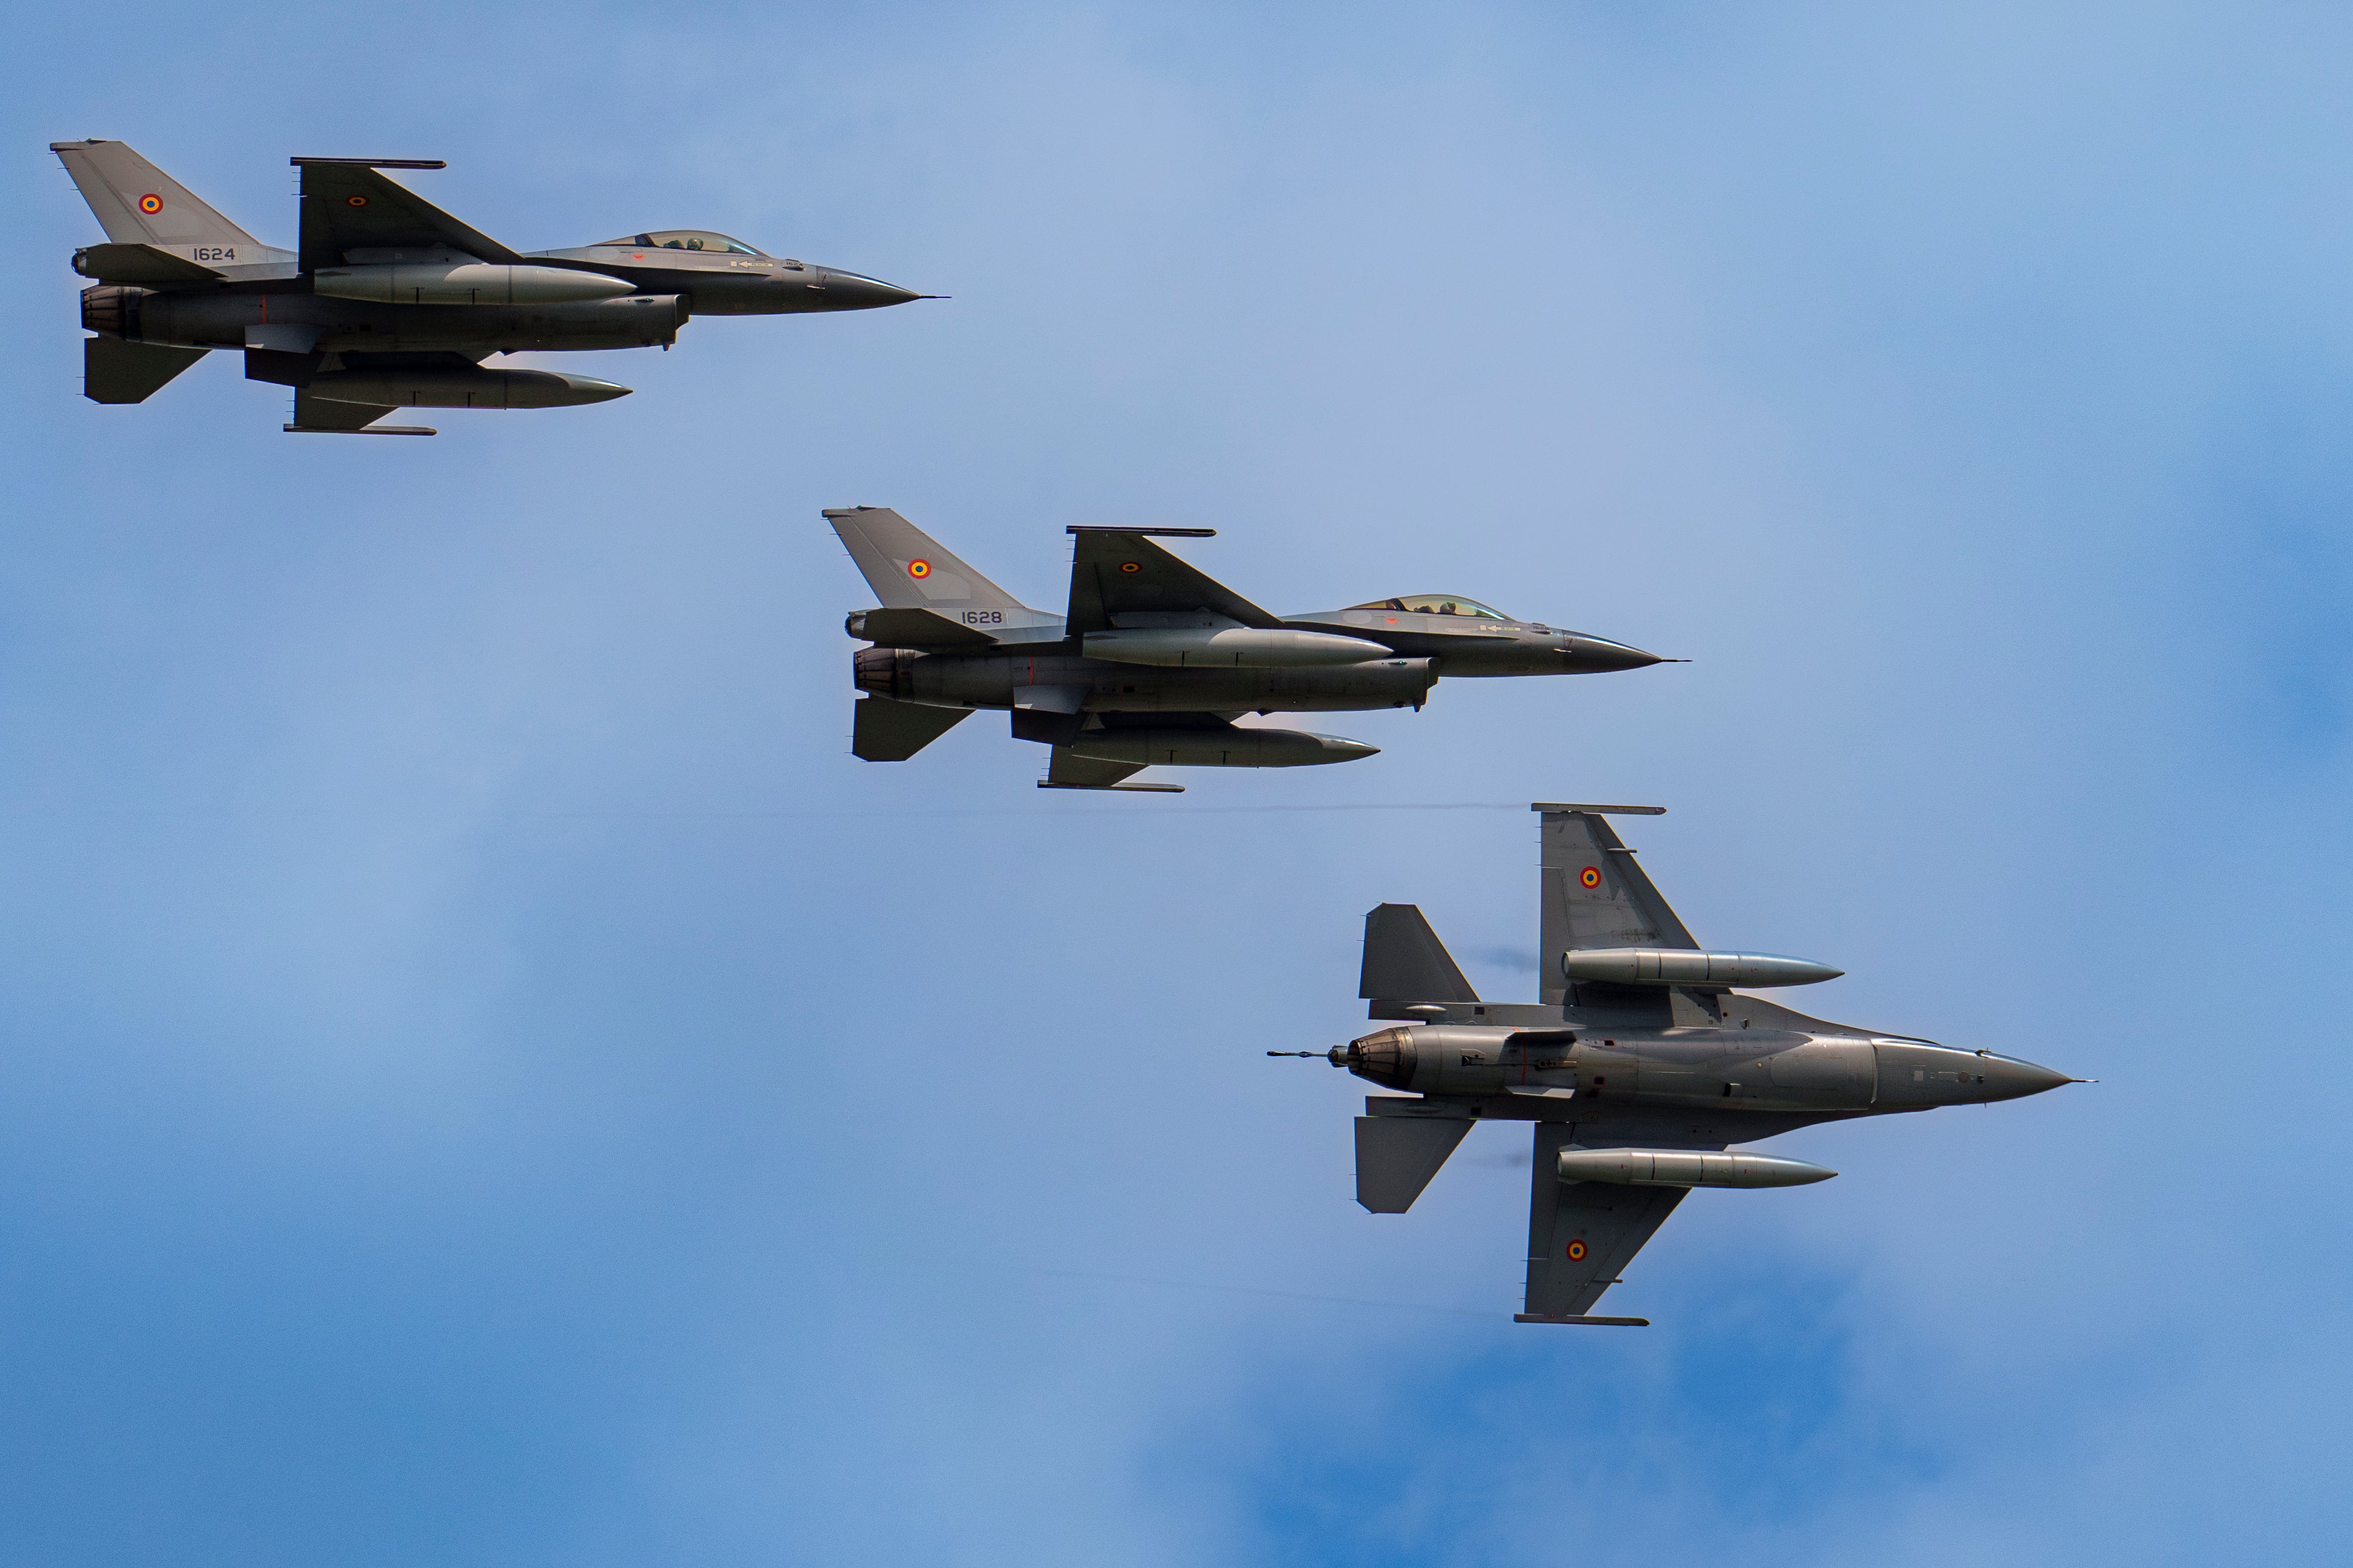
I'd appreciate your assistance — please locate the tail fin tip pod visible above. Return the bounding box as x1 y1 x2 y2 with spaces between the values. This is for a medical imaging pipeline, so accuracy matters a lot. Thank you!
51 140 260 248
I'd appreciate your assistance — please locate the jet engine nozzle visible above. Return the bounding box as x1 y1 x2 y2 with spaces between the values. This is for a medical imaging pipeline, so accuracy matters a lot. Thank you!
1338 1027 1417 1089
853 646 913 699
81 284 150 338
1556 1147 1836 1188
1561 948 1843 988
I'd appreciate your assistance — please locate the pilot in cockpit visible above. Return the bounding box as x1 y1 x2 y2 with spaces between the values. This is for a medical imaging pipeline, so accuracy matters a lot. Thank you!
1348 594 1509 619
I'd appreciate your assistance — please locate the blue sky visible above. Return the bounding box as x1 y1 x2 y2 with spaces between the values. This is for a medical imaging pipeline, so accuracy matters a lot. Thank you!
4 2 2348 1563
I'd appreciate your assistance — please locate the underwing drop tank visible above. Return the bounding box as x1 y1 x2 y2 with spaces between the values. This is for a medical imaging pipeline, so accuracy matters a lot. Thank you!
1555 1147 1836 1188
313 261 635 305
1082 626 1390 668
305 365 630 409
1067 726 1377 768
1561 948 1843 987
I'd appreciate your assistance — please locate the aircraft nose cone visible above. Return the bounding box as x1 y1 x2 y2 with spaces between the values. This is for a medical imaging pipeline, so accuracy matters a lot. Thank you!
1977 1054 2075 1102
816 269 924 308
1562 635 1669 673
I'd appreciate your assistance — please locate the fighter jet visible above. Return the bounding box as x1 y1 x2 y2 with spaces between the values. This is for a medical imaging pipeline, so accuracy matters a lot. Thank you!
1270 803 2078 1324
828 507 1671 791
51 140 927 434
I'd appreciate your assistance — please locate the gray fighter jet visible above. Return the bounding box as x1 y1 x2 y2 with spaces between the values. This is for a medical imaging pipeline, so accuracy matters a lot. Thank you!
828 507 1671 790
51 140 926 434
1271 803 2077 1323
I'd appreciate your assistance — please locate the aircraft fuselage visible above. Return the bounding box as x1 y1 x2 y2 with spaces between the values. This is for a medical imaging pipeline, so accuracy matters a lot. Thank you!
850 610 1659 719
1337 1022 2069 1116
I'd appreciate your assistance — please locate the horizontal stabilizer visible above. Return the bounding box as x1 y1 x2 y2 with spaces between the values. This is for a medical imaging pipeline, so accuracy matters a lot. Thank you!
847 606 998 648
852 697 970 761
1360 903 1480 1008
1354 1113 1473 1212
83 338 205 404
73 242 222 284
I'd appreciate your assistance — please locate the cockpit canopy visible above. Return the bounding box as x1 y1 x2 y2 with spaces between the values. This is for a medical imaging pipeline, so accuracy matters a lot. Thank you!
595 230 768 256
1348 594 1511 619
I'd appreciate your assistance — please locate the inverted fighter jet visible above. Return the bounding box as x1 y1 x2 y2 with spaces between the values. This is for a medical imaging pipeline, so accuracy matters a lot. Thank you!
828 507 1670 791
51 140 926 434
1271 803 2077 1324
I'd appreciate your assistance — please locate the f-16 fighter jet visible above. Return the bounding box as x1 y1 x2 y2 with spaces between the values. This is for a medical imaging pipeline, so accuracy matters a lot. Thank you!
51 140 926 434
828 508 1670 791
1271 803 2078 1324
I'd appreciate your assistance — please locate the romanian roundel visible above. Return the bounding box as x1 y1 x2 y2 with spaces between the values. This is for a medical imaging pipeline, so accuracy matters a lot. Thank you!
1119 561 1142 574
907 559 931 579
1579 865 1602 889
347 195 369 208
137 193 164 215
1566 1239 1588 1262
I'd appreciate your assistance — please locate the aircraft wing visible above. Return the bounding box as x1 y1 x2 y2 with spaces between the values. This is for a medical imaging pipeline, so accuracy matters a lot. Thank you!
1064 529 1285 635
295 160 523 271
1043 749 1148 789
1539 804 1695 1006
849 606 998 649
1520 1121 1697 1321
288 391 406 433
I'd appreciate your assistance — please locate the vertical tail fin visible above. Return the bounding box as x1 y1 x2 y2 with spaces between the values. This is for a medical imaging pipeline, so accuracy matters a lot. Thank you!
825 507 1031 613
51 140 261 248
